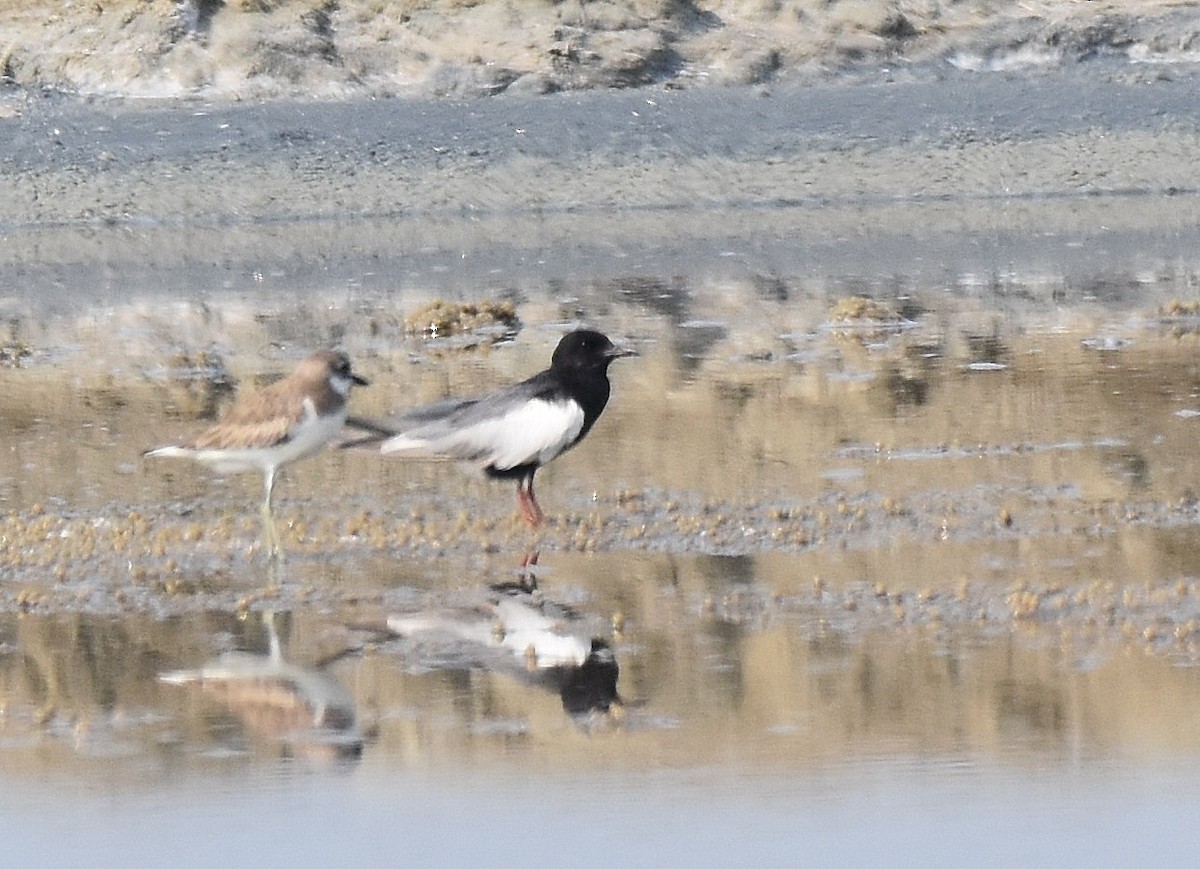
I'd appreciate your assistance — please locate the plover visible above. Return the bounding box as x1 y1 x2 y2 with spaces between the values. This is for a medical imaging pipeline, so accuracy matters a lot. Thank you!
146 349 368 556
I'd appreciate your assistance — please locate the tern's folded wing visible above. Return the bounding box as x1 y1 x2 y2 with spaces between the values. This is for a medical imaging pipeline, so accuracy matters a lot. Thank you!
381 397 584 471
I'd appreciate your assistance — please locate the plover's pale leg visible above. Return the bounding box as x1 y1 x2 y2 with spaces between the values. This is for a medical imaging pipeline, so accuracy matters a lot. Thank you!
265 610 283 662
261 466 282 559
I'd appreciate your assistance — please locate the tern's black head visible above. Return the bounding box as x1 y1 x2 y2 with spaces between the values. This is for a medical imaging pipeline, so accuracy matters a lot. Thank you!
559 638 621 715
549 330 636 374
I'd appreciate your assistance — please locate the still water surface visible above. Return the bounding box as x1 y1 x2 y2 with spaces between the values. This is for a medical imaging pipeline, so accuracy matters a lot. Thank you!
3 599 1200 865
3 205 1200 863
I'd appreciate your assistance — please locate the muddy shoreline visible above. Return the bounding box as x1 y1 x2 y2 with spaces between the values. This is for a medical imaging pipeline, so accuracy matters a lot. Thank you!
3 65 1199 323
5 67 1200 227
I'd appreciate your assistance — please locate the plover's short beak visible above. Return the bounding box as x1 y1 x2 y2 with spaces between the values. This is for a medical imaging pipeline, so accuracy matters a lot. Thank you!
606 344 638 359
351 373 370 386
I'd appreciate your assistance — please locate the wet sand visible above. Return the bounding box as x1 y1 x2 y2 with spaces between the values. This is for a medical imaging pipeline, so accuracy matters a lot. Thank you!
3 65 1199 331
5 66 1200 231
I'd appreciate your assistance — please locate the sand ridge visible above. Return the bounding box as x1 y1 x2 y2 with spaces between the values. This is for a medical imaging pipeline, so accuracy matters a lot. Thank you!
1 0 1198 101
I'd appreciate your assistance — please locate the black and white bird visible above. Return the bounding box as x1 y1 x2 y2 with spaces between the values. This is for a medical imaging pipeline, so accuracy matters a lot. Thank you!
349 329 634 527
145 349 369 555
387 587 621 718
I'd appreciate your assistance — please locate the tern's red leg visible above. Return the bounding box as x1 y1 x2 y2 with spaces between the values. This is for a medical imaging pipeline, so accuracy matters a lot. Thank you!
516 549 540 589
517 476 545 527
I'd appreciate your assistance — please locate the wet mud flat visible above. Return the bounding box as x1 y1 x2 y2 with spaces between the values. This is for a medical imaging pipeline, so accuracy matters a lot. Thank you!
4 294 1200 635
5 281 1200 789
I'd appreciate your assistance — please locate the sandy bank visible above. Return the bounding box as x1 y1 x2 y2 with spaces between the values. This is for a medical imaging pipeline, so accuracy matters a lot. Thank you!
1 0 1198 101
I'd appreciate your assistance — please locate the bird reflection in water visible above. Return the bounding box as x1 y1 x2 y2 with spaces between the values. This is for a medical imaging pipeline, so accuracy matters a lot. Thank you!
387 580 622 724
159 611 363 763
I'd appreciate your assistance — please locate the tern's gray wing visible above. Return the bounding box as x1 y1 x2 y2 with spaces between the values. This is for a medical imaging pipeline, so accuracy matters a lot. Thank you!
378 374 583 470
342 397 479 448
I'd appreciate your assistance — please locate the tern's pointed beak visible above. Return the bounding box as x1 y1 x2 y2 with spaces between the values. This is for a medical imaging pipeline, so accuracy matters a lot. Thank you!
605 344 638 360
351 373 370 386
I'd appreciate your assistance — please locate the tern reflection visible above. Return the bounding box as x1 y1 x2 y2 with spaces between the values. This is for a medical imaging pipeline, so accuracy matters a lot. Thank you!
387 583 622 722
159 611 363 762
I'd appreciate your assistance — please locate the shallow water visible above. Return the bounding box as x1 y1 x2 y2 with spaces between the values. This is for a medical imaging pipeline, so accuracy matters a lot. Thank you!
4 593 1200 865
5 156 1200 860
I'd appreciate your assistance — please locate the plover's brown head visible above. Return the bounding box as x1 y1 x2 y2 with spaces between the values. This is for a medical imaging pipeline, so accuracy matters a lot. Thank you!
299 349 369 400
